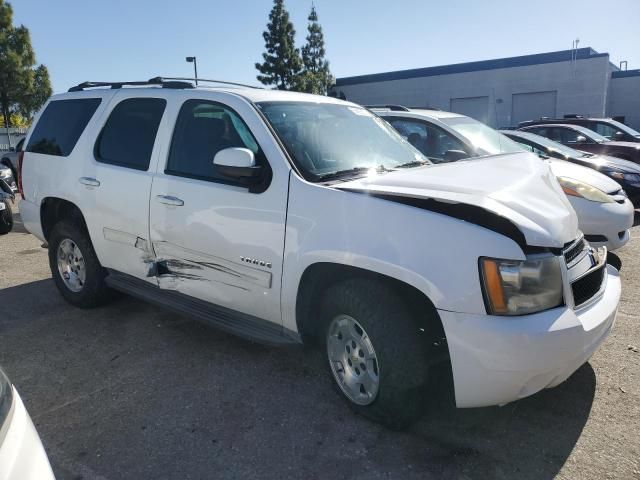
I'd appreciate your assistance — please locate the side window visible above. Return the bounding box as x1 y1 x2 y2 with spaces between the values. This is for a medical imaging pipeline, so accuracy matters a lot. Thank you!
26 98 101 156
166 100 265 183
388 118 467 162
16 138 25 152
592 122 616 139
561 127 587 144
95 98 166 171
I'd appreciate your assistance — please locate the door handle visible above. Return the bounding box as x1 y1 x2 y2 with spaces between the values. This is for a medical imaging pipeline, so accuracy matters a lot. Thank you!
155 195 184 207
79 177 100 187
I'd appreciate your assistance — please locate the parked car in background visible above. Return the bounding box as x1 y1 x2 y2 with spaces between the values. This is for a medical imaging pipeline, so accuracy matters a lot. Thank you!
0 165 16 193
0 367 55 480
518 116 640 143
0 136 25 181
19 78 620 428
502 129 640 207
0 178 14 235
517 124 640 163
373 106 634 250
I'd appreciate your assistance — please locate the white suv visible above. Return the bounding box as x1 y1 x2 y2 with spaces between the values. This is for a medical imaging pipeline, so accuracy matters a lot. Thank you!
19 78 620 428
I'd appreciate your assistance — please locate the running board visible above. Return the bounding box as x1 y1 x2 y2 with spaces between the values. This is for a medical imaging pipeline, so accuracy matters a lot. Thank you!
105 270 301 346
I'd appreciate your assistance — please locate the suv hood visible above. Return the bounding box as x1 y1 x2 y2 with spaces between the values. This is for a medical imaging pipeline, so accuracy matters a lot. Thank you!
581 154 640 173
548 159 622 193
337 152 579 249
604 141 640 150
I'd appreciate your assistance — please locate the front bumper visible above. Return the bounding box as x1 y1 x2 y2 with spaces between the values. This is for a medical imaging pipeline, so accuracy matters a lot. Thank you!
0 388 55 480
571 196 634 251
440 265 620 408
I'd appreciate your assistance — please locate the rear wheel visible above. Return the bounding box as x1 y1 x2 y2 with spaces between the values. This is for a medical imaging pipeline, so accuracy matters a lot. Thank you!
48 221 112 308
321 278 430 429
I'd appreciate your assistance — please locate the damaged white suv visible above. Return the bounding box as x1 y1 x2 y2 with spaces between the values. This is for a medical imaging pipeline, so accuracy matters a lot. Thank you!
19 78 620 427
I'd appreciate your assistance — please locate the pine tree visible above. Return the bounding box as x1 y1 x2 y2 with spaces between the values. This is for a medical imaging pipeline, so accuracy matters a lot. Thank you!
0 1 52 128
255 0 302 90
300 4 333 95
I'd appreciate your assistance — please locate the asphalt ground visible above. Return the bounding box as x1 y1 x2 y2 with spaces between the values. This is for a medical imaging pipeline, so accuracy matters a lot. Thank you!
1 203 639 479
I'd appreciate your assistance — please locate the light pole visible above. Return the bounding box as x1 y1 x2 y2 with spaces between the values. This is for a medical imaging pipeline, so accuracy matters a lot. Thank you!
185 56 198 85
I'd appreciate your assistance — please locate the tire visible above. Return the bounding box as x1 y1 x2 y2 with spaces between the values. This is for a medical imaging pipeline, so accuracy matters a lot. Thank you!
0 201 12 235
48 221 112 308
320 277 429 429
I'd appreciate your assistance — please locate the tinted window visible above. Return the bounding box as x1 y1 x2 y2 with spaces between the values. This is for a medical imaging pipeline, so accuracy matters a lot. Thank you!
387 118 467 163
26 98 101 156
166 100 265 183
95 98 166 171
591 122 618 139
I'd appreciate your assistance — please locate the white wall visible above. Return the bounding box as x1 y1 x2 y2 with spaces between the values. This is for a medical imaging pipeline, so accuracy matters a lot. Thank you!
336 56 611 128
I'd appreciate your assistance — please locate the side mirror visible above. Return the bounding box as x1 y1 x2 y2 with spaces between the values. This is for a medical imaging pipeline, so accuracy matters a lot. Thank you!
213 147 262 183
8 147 15 152
575 135 587 143
443 149 469 162
614 131 625 140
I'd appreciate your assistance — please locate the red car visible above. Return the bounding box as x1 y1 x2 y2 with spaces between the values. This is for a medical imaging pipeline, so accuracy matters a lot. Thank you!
518 123 640 163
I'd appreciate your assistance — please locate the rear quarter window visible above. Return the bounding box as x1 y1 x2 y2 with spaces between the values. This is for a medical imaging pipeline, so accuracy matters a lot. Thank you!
26 98 102 156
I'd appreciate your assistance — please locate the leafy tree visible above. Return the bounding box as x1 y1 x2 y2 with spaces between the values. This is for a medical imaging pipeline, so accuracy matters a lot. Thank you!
0 0 51 131
255 0 302 90
299 4 333 95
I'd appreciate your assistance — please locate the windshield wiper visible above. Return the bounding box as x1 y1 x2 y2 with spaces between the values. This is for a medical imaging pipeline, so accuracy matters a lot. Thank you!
316 167 372 182
396 160 429 168
317 164 395 182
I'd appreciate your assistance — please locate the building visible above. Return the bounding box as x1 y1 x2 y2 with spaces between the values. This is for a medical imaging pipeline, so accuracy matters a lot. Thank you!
333 48 640 130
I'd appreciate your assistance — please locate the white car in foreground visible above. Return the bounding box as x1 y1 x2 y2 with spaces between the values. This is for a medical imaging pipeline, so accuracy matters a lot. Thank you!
19 80 620 427
375 107 634 251
0 368 55 480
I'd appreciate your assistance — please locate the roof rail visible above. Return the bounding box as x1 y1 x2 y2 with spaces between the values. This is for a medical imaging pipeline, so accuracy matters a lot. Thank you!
364 104 410 112
68 77 193 92
157 77 263 89
563 114 584 119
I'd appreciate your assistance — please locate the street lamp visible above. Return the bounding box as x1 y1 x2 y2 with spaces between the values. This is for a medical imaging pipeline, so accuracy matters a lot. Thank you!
185 56 198 85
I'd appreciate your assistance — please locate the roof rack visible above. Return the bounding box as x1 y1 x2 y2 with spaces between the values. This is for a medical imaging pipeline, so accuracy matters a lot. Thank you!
68 77 194 92
158 77 263 89
364 104 410 112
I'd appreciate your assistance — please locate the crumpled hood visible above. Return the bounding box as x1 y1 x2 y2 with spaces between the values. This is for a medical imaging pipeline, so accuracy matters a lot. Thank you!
548 159 623 193
337 152 579 248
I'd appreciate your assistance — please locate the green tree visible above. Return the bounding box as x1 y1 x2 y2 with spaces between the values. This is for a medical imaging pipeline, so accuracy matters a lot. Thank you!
255 0 302 90
0 0 51 130
299 4 333 95
22 64 52 118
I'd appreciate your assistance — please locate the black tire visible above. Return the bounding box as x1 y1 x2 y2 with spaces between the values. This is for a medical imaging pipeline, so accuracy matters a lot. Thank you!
0 201 12 235
320 277 429 429
48 221 112 308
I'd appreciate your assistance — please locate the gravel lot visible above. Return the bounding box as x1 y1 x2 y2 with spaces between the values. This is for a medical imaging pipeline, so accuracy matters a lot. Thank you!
1 203 639 480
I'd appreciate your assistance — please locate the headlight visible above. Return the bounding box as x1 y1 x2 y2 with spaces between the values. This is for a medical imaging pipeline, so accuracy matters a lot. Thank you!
0 368 13 428
480 256 564 315
557 177 614 203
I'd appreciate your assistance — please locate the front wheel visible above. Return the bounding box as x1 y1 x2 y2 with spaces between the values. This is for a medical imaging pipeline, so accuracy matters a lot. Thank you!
0 201 12 235
48 221 112 308
321 278 430 429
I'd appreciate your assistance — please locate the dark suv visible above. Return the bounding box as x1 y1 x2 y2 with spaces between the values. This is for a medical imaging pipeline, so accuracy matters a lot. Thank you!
518 117 640 143
517 123 640 163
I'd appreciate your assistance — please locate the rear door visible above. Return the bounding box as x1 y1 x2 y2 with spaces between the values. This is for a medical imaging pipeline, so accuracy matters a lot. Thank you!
148 92 289 325
79 90 168 281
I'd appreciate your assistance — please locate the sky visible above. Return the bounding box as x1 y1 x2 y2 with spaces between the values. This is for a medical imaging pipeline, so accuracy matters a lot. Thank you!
11 0 640 94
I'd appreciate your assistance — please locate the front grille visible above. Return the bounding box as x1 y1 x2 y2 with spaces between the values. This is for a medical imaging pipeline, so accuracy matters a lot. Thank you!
572 265 605 307
564 239 585 265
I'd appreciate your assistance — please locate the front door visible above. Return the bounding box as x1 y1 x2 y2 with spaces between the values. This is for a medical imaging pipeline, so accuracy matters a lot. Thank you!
149 95 289 325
